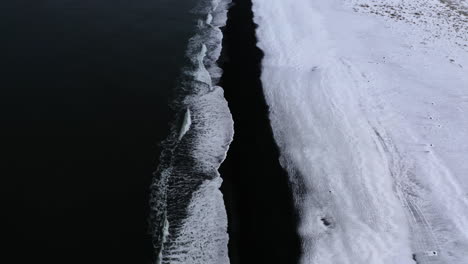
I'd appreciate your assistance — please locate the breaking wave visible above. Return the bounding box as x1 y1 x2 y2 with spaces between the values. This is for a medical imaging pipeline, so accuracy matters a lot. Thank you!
149 1 233 263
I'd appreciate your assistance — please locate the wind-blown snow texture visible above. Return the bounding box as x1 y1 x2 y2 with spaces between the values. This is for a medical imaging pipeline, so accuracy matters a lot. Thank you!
252 0 468 263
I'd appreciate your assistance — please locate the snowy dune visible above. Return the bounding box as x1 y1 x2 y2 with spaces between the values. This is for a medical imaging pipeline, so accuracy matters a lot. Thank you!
252 0 468 263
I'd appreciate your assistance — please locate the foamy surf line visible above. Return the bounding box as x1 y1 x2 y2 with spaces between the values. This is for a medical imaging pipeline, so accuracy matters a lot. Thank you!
149 1 233 263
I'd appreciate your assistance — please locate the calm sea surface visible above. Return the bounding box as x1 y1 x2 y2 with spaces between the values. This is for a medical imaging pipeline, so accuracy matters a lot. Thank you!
0 1 197 263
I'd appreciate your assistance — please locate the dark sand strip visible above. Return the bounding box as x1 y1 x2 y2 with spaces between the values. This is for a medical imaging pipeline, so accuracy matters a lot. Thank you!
219 0 301 263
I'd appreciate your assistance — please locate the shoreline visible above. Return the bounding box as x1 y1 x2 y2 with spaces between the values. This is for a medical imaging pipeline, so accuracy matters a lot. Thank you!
219 0 301 263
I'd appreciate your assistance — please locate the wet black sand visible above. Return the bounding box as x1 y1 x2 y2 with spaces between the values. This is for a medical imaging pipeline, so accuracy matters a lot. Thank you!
219 0 302 263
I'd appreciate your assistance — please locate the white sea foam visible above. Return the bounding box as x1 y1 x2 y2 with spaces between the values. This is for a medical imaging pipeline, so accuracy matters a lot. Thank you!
160 177 229 264
159 85 233 264
194 45 213 87
253 0 468 263
156 217 170 264
150 0 233 263
206 13 213 25
178 108 192 140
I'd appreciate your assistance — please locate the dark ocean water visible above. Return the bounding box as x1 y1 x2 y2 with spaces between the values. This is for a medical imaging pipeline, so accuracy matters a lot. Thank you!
0 1 197 263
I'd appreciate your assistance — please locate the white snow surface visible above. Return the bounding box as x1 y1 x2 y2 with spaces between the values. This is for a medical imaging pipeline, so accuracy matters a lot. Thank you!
252 0 468 263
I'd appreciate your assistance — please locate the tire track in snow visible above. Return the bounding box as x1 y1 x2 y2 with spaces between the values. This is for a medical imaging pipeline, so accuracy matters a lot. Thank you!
371 127 441 264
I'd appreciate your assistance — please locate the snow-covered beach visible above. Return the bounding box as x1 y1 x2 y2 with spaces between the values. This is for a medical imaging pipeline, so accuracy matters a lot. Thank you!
252 0 468 263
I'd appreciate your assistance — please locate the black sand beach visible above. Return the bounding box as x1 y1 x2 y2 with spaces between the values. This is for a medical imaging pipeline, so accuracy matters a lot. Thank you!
1 0 301 263
219 0 302 263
